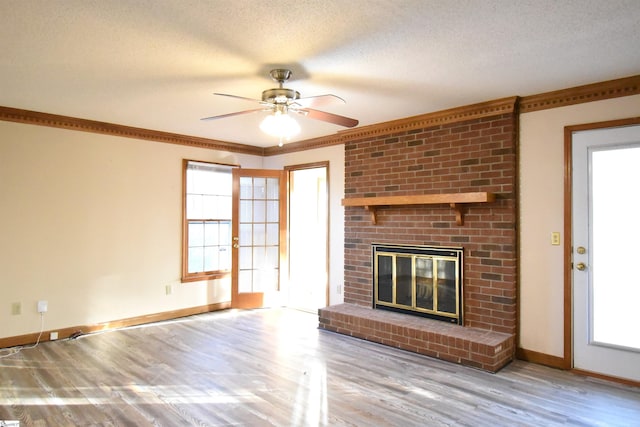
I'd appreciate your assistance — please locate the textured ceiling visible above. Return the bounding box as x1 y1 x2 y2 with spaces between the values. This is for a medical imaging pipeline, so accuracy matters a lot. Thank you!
1 0 639 148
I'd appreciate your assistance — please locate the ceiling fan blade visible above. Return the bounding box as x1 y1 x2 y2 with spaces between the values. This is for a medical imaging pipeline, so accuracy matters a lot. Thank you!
296 108 359 128
213 93 263 104
201 108 266 121
293 94 345 108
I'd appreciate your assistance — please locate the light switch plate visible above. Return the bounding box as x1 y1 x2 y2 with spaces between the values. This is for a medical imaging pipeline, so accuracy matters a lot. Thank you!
11 302 21 315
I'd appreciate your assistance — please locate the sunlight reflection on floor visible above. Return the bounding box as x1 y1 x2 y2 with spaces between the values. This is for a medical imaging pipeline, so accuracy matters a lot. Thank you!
291 359 328 426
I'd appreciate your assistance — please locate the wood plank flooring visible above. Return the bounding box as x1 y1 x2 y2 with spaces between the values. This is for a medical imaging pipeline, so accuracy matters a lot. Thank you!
1 308 639 426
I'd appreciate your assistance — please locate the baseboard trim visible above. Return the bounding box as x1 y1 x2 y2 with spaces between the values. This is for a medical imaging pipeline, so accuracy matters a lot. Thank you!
516 347 569 369
571 368 640 388
0 302 231 349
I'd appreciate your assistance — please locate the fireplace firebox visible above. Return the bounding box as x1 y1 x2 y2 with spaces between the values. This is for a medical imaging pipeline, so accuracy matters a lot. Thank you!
373 244 464 324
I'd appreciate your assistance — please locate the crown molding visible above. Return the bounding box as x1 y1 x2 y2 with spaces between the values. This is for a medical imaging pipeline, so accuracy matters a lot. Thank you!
0 106 265 156
263 133 344 156
519 74 640 113
336 96 518 142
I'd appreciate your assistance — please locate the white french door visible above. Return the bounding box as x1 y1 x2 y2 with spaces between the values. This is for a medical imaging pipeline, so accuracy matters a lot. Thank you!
572 123 640 382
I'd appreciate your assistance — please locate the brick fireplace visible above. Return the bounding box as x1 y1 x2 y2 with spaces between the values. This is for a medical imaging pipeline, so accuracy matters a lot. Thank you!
319 98 518 372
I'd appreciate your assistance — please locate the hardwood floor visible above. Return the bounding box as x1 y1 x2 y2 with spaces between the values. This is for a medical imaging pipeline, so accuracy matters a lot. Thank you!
1 308 639 426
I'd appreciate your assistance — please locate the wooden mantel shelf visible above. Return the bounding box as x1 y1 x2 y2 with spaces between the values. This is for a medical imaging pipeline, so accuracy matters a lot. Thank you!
341 192 496 226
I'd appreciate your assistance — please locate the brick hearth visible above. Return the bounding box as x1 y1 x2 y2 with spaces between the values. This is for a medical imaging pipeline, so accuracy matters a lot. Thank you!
319 98 518 371
319 304 514 372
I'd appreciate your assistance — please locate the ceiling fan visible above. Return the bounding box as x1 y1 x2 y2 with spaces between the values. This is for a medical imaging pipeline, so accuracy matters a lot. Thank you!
201 69 359 144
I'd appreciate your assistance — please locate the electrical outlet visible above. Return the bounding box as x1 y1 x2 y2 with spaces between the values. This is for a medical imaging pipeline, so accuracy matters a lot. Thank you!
11 302 22 315
37 300 48 313
551 232 561 246
50 332 58 340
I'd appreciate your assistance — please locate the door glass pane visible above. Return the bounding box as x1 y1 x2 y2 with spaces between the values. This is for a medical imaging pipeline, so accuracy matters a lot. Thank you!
254 269 278 293
253 247 265 269
265 246 279 269
239 223 252 245
266 200 279 222
591 145 640 350
240 177 252 199
253 200 266 222
252 271 265 293
253 223 266 246
240 200 252 222
239 270 252 293
267 177 279 199
239 246 252 270
266 223 279 246
253 178 266 199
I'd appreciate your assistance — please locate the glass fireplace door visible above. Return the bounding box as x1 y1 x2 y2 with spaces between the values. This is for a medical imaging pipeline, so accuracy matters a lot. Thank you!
373 244 463 324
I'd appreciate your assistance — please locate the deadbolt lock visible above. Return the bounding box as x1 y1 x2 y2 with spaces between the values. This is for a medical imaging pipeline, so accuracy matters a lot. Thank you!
577 246 586 254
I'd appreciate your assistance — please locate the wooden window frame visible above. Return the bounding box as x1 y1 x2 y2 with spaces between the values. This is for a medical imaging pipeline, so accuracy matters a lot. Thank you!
181 159 237 283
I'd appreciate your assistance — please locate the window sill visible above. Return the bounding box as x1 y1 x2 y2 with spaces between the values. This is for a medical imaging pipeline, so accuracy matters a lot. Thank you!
181 271 231 283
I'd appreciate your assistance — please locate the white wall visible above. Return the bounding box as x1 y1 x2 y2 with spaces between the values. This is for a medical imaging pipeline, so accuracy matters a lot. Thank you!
0 121 262 339
264 145 345 306
519 94 640 357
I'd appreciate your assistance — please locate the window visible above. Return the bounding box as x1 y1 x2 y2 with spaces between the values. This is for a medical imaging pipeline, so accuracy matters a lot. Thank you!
182 160 234 282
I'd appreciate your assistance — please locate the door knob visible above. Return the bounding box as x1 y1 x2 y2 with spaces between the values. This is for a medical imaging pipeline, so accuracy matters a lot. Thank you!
576 262 586 271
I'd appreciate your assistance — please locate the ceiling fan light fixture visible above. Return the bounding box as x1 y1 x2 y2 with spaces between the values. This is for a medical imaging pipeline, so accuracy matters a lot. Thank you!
259 110 301 146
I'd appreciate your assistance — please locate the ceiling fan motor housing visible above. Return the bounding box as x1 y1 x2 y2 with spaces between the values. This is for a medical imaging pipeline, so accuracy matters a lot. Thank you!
262 88 300 104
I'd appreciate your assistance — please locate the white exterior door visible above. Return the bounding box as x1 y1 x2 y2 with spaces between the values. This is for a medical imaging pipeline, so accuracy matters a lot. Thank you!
572 124 640 382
